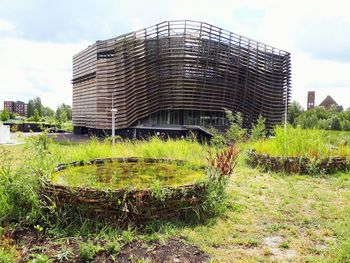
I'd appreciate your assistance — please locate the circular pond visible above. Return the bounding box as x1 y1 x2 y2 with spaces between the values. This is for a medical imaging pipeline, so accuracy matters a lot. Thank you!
50 160 205 190
42 158 208 224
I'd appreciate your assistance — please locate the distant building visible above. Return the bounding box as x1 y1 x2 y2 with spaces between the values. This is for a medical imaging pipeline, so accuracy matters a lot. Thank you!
319 95 343 111
307 91 315 110
306 92 343 111
3 101 28 117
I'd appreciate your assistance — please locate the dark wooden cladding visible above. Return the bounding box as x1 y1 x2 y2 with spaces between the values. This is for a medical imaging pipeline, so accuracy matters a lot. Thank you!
73 20 291 131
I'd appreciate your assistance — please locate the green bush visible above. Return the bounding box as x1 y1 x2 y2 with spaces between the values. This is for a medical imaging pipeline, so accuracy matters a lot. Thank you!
0 247 17 263
0 109 10 122
79 242 100 261
0 147 42 224
27 254 52 263
225 110 246 144
210 130 226 149
251 115 266 141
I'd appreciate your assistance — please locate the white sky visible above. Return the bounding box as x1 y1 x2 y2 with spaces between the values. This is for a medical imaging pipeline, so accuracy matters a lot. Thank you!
0 0 350 110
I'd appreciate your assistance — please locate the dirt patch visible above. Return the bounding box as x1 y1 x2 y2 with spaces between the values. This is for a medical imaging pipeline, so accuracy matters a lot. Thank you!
6 228 210 262
6 228 80 262
263 236 297 261
116 237 210 263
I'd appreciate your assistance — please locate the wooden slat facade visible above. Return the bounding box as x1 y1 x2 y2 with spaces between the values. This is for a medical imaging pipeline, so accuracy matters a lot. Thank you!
72 20 291 132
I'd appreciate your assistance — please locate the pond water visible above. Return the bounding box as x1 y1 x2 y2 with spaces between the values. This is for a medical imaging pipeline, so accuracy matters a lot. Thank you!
50 162 205 190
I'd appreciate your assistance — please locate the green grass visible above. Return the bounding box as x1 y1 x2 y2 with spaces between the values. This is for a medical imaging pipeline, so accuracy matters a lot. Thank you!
0 133 350 261
250 126 350 158
49 136 209 167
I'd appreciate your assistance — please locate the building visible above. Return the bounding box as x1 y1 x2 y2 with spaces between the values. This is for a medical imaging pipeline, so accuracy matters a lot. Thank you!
3 101 28 117
319 95 343 111
307 91 315 110
306 92 343 111
72 20 291 138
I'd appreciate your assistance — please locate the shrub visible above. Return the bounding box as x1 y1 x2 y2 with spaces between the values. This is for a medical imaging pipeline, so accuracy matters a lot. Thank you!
202 145 239 216
208 144 239 179
341 120 350 131
330 116 341 130
210 129 226 149
27 254 52 263
0 109 10 122
225 110 246 144
0 147 41 224
0 247 17 263
79 242 100 262
287 101 303 126
251 115 266 141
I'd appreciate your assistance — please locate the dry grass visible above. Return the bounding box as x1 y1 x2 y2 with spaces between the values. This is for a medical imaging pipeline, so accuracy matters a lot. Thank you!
177 161 350 262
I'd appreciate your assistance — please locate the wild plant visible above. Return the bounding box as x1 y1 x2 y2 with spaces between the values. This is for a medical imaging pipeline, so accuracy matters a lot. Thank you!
0 146 42 224
207 144 239 180
251 114 266 141
200 144 239 217
25 129 56 179
251 125 350 158
225 110 246 144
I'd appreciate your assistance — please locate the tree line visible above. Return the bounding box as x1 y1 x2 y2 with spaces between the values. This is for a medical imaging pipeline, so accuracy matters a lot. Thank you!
288 101 350 131
1 97 72 124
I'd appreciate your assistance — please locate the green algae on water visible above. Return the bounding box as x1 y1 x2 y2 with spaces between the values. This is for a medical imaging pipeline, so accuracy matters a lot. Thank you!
49 162 205 190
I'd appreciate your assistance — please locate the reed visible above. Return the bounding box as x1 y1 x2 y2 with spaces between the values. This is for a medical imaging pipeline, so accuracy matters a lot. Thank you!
251 125 350 158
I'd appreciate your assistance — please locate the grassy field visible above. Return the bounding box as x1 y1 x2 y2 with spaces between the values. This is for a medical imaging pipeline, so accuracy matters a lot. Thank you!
0 134 350 262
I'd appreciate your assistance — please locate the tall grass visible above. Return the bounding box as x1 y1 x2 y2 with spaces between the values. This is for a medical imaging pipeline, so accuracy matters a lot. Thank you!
50 137 209 167
0 136 210 227
251 125 350 158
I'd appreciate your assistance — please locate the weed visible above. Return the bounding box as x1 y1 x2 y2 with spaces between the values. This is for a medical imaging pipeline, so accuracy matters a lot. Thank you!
55 246 73 262
225 110 246 144
27 253 52 263
150 179 171 202
0 247 17 263
251 114 266 141
121 227 134 243
79 241 100 262
279 240 290 249
106 241 121 254
136 258 152 263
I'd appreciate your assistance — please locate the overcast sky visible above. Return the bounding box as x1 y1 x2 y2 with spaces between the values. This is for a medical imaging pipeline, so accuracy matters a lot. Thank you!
0 0 350 110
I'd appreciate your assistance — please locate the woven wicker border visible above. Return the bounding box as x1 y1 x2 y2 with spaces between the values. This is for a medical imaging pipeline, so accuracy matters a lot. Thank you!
41 157 207 224
247 150 347 174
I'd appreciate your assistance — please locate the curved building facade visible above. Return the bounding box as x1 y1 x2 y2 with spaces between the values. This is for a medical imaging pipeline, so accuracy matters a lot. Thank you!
72 20 291 137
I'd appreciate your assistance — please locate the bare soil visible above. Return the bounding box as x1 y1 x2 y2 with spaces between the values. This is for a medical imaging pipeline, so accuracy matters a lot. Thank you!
6 228 210 262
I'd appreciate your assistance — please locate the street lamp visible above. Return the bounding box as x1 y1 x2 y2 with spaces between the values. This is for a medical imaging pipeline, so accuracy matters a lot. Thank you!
111 108 118 147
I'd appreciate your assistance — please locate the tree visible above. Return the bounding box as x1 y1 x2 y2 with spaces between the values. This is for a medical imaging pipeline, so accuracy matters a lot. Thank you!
27 97 43 117
33 109 40 122
296 114 319 129
341 120 350 131
287 101 304 126
42 106 54 117
9 112 17 119
56 110 68 124
251 115 266 141
27 99 34 117
55 103 72 122
330 116 341 130
0 109 10 122
225 110 246 144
